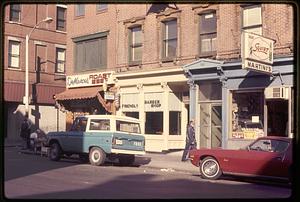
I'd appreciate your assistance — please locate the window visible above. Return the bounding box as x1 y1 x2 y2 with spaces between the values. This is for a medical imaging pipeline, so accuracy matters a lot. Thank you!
74 35 107 72
8 40 20 68
97 4 108 11
199 11 217 54
249 139 289 153
10 4 21 22
89 119 110 131
129 26 142 63
56 6 66 31
116 121 141 134
75 4 85 17
242 5 262 35
169 111 181 135
56 48 65 73
162 19 177 59
124 112 139 119
145 112 163 135
231 91 264 139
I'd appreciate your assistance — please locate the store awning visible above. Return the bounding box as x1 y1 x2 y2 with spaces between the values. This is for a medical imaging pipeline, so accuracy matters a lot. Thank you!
55 86 112 113
55 86 103 101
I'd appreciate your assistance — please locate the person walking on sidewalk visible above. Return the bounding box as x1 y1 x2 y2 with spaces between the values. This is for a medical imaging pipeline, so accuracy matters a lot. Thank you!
181 119 197 162
20 115 31 150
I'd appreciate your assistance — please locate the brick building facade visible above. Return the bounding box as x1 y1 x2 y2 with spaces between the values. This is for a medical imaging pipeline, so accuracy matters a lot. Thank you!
4 4 67 142
58 3 294 151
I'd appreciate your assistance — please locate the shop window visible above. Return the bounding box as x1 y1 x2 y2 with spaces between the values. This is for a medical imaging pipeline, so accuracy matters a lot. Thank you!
169 111 181 135
8 40 20 68
242 4 262 35
56 6 66 31
56 48 65 73
231 91 264 139
199 81 222 101
74 35 107 72
124 112 139 119
199 11 217 55
10 4 21 22
145 112 163 135
89 119 110 131
129 26 143 63
162 19 177 60
75 4 85 17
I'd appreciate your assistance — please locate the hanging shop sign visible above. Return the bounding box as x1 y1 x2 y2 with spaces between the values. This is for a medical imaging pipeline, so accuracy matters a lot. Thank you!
66 71 115 88
241 32 275 74
104 92 115 100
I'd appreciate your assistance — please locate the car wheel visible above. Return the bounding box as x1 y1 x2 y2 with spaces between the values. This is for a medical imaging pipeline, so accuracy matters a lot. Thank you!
119 154 135 166
200 157 222 180
89 147 106 166
49 142 62 161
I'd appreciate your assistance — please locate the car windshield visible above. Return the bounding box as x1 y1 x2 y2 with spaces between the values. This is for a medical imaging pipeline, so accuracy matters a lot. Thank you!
116 120 141 134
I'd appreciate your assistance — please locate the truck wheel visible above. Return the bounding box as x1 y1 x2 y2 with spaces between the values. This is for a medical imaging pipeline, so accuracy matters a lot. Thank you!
89 147 106 166
119 154 135 166
49 142 62 161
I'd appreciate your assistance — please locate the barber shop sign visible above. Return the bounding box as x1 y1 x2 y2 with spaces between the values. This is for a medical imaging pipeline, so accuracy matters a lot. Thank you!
241 32 275 74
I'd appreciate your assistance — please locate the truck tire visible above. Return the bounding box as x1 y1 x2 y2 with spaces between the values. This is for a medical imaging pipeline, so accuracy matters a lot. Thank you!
119 154 135 166
89 147 106 166
49 142 62 161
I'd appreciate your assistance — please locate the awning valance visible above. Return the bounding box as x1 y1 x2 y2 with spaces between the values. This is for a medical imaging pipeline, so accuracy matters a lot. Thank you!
55 86 103 101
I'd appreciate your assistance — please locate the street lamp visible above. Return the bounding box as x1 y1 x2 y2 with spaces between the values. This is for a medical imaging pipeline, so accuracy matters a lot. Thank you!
24 17 53 117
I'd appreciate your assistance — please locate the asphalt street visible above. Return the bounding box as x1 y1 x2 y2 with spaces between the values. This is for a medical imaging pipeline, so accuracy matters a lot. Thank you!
3 147 292 199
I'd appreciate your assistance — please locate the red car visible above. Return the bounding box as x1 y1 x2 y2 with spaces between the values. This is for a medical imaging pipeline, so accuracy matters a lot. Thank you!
189 136 292 181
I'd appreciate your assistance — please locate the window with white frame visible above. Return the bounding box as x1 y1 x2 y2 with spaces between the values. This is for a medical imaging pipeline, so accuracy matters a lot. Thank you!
129 26 143 63
75 4 85 17
96 4 108 11
56 48 65 73
242 4 262 35
8 40 20 68
199 11 217 55
162 19 177 59
10 4 21 22
56 6 66 31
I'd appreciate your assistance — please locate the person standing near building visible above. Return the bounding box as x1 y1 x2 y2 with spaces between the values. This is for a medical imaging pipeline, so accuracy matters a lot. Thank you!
181 119 197 162
20 116 31 150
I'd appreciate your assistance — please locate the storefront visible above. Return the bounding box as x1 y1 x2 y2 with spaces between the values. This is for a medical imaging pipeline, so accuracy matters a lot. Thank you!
54 71 117 128
183 56 294 149
115 68 189 152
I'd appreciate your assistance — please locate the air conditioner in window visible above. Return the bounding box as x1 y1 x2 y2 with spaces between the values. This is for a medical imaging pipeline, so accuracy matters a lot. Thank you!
264 87 288 100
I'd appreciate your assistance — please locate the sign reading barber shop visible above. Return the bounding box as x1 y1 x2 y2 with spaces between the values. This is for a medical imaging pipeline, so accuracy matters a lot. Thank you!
66 71 115 88
242 32 275 74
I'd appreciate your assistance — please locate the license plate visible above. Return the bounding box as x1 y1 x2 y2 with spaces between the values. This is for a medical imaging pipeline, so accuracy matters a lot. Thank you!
133 141 142 147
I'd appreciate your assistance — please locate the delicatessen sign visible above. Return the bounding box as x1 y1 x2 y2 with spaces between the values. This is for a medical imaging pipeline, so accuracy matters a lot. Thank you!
242 32 275 74
67 71 115 88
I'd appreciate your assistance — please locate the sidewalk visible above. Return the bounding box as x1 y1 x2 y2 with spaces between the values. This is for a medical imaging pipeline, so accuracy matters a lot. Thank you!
4 141 199 175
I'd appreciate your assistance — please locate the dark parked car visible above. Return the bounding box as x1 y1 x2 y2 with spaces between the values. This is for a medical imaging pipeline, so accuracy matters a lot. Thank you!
189 136 292 181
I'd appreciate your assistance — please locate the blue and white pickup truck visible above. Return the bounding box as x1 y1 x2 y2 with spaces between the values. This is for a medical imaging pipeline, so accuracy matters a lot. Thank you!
45 115 145 166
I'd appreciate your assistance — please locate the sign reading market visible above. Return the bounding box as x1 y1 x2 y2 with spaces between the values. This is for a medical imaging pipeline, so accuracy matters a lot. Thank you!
242 31 275 74
66 71 115 88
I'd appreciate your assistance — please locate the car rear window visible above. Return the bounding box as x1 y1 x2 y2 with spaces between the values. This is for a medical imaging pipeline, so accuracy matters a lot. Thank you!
116 120 140 134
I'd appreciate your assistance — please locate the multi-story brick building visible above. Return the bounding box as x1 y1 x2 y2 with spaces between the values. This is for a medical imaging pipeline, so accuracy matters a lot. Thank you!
56 3 294 152
4 4 67 143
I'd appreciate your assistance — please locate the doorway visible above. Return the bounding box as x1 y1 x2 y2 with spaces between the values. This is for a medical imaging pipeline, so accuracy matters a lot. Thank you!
267 100 288 136
199 103 222 148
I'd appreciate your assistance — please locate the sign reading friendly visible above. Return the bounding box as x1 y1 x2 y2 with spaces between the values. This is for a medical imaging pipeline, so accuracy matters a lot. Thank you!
67 71 114 88
242 32 275 74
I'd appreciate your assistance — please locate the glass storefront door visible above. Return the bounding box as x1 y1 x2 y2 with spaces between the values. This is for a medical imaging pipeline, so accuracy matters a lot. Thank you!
199 103 222 148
